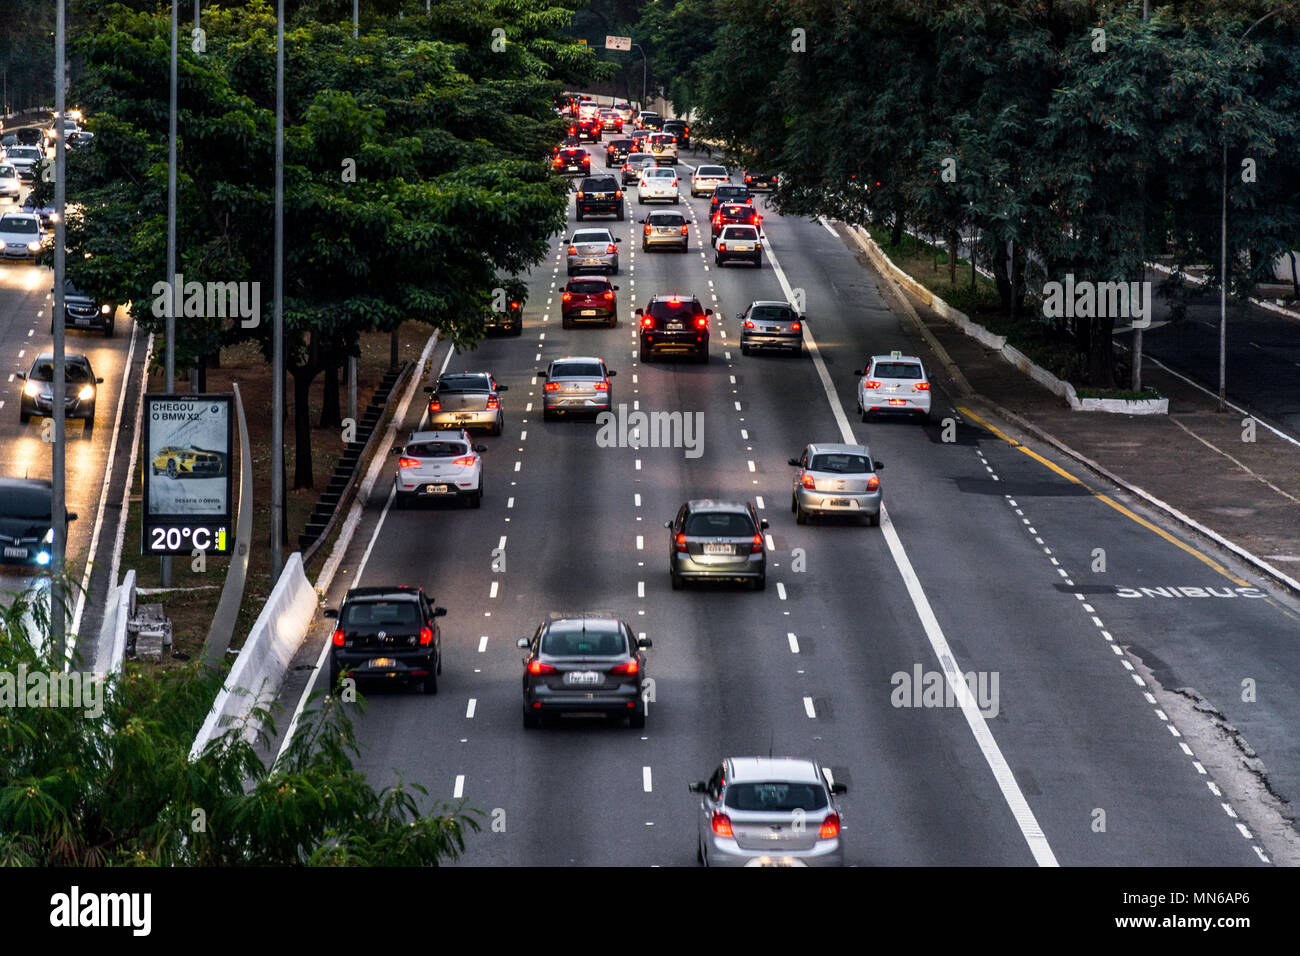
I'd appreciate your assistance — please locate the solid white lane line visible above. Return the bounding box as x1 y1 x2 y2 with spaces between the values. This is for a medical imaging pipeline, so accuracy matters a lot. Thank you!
780 239 1058 866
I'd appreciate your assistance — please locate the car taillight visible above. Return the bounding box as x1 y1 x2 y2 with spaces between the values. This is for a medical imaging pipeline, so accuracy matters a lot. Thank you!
695 316 707 328
718 243 726 251
671 180 678 187
428 398 441 410
603 291 615 300
801 473 815 489
399 457 421 468
712 812 734 837
332 629 345 646
644 224 651 234
609 660 639 675
419 626 434 645
583 156 590 164
575 192 584 199
615 190 622 198
568 245 577 255
744 320 754 329
863 380 881 389
486 396 499 409
914 382 930 391
605 243 617 253
745 175 753 182
751 534 763 553
712 213 721 223
569 127 576 134
544 382 560 391
866 475 880 491
675 533 688 553
791 321 801 332
819 813 841 839
510 301 520 309
680 224 688 234
528 660 557 674
593 381 610 390
749 215 758 223
554 158 562 166
641 316 654 328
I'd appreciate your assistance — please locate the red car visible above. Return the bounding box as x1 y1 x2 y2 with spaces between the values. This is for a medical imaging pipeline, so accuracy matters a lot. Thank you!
561 276 619 329
711 203 761 243
554 147 591 176
575 118 603 142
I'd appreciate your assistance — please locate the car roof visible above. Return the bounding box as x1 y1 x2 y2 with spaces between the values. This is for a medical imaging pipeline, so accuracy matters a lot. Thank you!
871 353 925 366
550 355 605 366
686 498 751 514
748 299 791 309
545 617 623 632
344 586 423 601
726 757 823 784
720 224 757 233
648 293 701 303
806 443 871 457
407 429 469 443
0 477 53 494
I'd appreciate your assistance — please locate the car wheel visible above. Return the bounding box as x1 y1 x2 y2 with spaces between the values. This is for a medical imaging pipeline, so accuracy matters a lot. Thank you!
523 707 541 729
697 349 708 364
861 406 870 423
328 661 341 691
85 403 96 422
19 408 30 424
617 208 625 221
752 573 767 591
629 704 646 729
492 415 503 436
576 210 583 221
562 315 572 329
511 323 523 337
611 264 619 275
755 254 763 268
741 344 750 355
607 316 617 329
471 484 483 508
917 410 931 424
104 321 114 338
713 256 721 267
698 835 705 865
637 196 644 205
543 408 556 421
641 347 655 363
422 668 438 694
671 568 683 590
166 460 178 479
791 493 798 514
867 512 880 527
437 646 443 675
796 499 808 524
642 242 649 253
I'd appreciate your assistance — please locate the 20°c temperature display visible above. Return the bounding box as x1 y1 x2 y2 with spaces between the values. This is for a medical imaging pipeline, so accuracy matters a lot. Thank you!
145 524 230 555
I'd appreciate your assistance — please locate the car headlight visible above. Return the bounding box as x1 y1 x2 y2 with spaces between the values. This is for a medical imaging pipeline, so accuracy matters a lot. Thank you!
27 241 40 252
100 304 111 314
36 551 51 566
23 380 40 397
43 528 54 544
78 384 95 400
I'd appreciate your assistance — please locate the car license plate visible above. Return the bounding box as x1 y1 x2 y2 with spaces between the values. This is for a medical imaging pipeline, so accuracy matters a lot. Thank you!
75 317 91 325
564 671 601 685
4 546 27 559
581 309 597 316
733 242 752 250
667 321 684 330
888 399 907 406
368 658 396 669
704 542 731 555
829 498 852 507
455 413 472 420
426 484 449 494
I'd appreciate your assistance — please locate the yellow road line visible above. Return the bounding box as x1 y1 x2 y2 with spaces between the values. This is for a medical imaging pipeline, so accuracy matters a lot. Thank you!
956 406 1245 584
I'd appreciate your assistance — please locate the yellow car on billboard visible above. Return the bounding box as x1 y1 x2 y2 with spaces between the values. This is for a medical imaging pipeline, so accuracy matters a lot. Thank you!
152 446 224 479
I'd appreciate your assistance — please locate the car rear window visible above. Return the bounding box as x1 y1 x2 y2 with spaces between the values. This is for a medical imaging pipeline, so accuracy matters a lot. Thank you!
8 147 40 160
552 362 604 378
872 362 923 379
541 626 627 657
626 153 653 164
608 140 632 148
573 230 611 243
644 168 674 178
715 186 747 198
721 226 758 240
724 782 828 812
647 213 684 225
648 300 703 320
809 453 870 474
568 280 608 293
721 205 752 217
697 166 727 177
343 600 421 628
438 374 490 391
582 177 618 190
684 511 755 537
404 440 468 457
749 305 794 321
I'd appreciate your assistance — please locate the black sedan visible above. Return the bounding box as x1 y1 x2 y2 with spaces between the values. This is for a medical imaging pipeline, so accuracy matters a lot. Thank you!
517 617 651 728
325 586 446 694
0 478 77 568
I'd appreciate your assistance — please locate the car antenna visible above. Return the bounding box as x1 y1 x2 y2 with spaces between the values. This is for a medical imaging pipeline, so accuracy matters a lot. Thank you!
768 730 774 759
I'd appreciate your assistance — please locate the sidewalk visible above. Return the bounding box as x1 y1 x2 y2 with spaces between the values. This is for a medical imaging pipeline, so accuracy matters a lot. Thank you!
845 235 1300 588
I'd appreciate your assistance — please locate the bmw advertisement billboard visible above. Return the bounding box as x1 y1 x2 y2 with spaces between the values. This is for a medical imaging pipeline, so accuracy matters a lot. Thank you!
141 394 234 555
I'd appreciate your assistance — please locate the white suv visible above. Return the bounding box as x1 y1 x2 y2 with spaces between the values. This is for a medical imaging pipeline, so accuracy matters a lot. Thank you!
394 429 486 509
637 167 679 204
854 351 932 423
690 165 730 196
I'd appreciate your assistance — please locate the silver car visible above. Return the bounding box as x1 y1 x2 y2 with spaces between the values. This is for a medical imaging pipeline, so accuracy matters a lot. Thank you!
517 617 651 728
690 757 848 867
690 165 730 196
789 443 883 525
666 499 768 590
739 300 802 354
567 228 621 275
540 356 616 420
0 212 45 259
621 152 656 185
0 164 19 201
424 371 508 434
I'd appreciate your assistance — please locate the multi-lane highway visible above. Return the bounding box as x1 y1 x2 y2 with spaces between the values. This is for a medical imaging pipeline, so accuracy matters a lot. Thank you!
271 154 1300 866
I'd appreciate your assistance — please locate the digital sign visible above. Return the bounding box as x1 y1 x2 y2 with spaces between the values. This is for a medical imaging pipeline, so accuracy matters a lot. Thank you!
141 394 234 555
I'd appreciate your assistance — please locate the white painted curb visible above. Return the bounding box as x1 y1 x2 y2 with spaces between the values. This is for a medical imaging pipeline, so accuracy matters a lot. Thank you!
93 569 135 678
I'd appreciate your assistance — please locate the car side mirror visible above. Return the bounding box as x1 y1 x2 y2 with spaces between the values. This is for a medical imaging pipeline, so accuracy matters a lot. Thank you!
637 637 652 649
612 285 619 291
390 446 402 455
606 370 616 376
735 312 744 320
475 445 487 453
515 637 529 649
787 457 799 466
705 308 714 316
15 372 24 380
323 608 339 619
537 371 547 378
614 237 622 243
873 460 883 470
688 782 707 793
634 307 644 316
66 512 78 522
423 386 433 393
664 521 672 529
433 607 447 617
760 518 770 530
497 384 509 391
637 219 645 224
96 377 104 384
831 783 848 795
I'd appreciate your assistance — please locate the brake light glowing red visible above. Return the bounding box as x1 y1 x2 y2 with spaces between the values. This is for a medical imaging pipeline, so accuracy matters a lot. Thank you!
695 316 707 328
718 243 726 251
615 190 622 198
668 296 680 304
510 301 520 309
582 156 590 163
543 382 560 391
913 382 930 391
528 660 557 674
419 626 434 645
744 320 754 329
428 399 441 410
866 475 880 491
644 224 651 234
486 396 499 409
819 813 841 839
605 243 617 253
332 629 345 646
863 380 881 389
791 321 801 332
641 316 654 328
680 224 688 234
561 292 572 301
575 192 584 199
603 291 615 300
801 473 815 489
568 245 577 255
712 812 734 837
398 457 421 468
609 660 639 675
593 381 609 391
675 532 687 553
751 533 764 553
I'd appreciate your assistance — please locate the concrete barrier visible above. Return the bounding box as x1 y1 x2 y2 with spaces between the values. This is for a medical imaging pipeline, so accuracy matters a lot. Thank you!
93 569 135 678
189 552 317 761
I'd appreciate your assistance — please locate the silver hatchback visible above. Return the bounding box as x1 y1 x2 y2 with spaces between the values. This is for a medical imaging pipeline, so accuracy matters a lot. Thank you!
540 356 616 420
739 300 802 354
790 443 883 525
690 757 848 867
666 499 768 590
567 228 621 275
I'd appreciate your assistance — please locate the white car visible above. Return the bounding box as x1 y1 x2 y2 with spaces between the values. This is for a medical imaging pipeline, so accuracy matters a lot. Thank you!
46 119 79 147
0 212 46 259
645 132 678 162
690 165 730 196
0 164 20 201
4 146 43 181
637 167 679 204
854 351 932 423
393 429 485 509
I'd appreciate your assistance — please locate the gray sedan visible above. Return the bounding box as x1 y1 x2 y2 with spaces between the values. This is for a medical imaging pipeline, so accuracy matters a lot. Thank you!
424 371 507 435
567 228 621 275
690 757 847 867
790 443 882 525
540 356 616 420
739 300 803 354
517 617 651 728
666 499 768 590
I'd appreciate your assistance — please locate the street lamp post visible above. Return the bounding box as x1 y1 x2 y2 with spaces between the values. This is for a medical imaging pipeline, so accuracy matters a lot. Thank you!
52 1 68 660
161 1 180 587
271 0 286 581
631 43 647 111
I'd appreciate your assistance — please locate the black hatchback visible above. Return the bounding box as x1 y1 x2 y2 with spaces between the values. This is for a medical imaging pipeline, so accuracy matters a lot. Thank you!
637 294 712 363
325 586 446 694
576 175 624 221
0 478 76 568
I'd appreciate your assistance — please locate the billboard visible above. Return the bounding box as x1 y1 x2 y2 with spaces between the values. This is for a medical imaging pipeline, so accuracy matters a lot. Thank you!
141 394 234 555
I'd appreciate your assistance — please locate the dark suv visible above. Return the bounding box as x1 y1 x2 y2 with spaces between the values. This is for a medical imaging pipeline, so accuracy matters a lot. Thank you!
744 171 778 191
576 175 624 221
325 586 446 694
636 294 712 363
662 119 690 148
605 138 633 167
58 280 115 337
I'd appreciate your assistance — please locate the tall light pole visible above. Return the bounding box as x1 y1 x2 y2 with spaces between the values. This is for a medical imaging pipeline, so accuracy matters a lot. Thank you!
271 0 286 581
51 0 68 660
631 43 647 111
1219 8 1282 412
161 1 179 587
353 1 359 40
